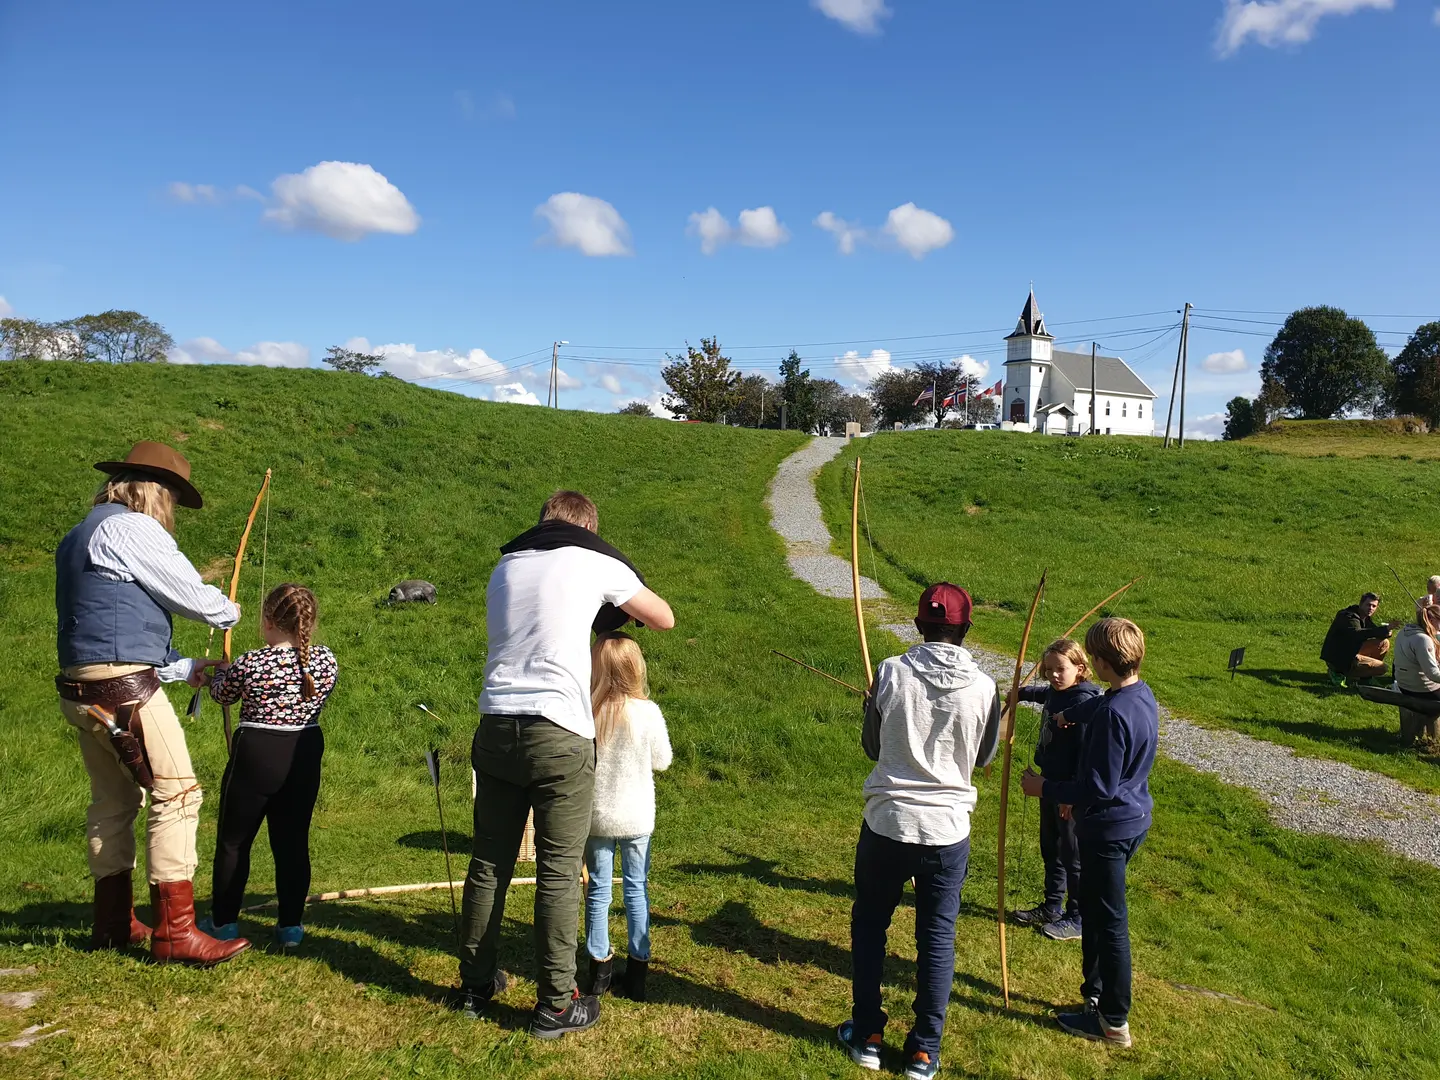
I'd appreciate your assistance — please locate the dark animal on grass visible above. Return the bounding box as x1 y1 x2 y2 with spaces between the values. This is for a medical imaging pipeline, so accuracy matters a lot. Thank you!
389 580 437 604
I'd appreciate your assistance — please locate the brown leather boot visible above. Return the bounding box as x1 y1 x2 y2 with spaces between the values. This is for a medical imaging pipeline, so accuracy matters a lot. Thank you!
149 881 251 966
90 870 150 950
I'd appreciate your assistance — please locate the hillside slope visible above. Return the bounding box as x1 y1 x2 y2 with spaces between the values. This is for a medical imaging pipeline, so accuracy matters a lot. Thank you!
1 363 1438 1080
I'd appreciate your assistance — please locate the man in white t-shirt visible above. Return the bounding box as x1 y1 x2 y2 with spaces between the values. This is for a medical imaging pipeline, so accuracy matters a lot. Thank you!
456 490 674 1039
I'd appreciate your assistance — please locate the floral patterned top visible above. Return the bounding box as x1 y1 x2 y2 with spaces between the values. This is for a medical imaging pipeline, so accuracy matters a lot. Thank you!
209 644 338 730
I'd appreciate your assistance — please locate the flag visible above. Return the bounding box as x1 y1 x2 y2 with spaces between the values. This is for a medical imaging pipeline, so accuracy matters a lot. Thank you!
983 379 1003 397
913 384 935 407
941 392 956 408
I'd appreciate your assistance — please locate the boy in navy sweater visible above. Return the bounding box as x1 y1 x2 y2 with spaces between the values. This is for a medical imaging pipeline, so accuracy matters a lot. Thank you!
1021 617 1157 1049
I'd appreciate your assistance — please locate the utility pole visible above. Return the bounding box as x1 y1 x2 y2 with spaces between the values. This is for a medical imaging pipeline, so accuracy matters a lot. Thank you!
1090 342 1097 436
546 340 568 409
1163 304 1191 448
1177 304 1191 447
760 386 767 428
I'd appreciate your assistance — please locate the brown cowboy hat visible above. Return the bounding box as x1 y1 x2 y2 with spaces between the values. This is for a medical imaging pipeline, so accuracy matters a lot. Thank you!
94 441 204 509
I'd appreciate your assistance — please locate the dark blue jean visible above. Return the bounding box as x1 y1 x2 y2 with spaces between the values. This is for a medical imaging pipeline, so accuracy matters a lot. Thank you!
1078 830 1147 1027
1039 795 1081 917
850 821 970 1058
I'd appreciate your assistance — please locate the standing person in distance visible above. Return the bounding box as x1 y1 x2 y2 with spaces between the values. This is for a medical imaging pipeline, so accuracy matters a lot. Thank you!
582 631 673 1003
1009 638 1102 941
202 583 338 947
457 491 675 1039
1021 617 1158 1049
54 441 250 965
837 583 1000 1080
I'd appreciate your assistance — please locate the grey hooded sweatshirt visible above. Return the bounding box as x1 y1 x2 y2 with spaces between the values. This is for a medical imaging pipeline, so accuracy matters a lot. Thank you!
861 642 1001 847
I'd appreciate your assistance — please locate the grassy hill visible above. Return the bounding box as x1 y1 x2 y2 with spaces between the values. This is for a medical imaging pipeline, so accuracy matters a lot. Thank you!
2 362 1439 1079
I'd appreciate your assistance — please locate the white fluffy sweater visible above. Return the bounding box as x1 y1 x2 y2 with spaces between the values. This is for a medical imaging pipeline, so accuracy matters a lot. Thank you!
590 698 673 839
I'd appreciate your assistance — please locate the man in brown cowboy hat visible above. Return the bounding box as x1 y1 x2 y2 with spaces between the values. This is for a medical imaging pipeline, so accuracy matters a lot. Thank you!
54 441 251 965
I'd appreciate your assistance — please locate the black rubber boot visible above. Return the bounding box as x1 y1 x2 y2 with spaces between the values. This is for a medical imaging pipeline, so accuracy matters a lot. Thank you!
588 954 614 996
621 958 649 1002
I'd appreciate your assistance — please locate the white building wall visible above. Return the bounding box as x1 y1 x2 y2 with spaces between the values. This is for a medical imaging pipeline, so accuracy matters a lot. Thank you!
1090 394 1153 436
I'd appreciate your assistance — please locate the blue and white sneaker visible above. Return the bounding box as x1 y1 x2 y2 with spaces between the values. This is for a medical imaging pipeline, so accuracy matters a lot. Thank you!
1057 1009 1131 1048
275 925 305 948
904 1050 941 1078
1040 916 1082 941
836 1020 882 1071
198 916 240 941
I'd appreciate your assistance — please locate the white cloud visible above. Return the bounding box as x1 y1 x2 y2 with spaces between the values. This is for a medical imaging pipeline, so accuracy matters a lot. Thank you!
599 374 623 395
882 202 954 259
262 161 421 241
687 205 790 253
168 182 220 204
343 336 504 383
168 337 310 368
494 382 542 406
555 368 583 391
813 0 891 34
1433 5 1439 24
1217 0 1393 55
737 206 789 248
815 211 865 255
1202 348 1248 374
956 354 989 379
1185 412 1229 441
536 192 632 256
0 295 12 317
687 207 732 255
834 348 894 387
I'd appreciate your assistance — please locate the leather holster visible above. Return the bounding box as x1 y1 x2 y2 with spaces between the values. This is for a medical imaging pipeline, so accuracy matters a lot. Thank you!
57 669 161 790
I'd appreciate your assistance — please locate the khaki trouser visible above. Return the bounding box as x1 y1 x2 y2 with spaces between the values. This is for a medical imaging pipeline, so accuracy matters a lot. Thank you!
59 662 203 883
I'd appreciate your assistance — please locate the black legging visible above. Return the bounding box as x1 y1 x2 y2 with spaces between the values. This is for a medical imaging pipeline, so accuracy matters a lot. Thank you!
211 726 324 926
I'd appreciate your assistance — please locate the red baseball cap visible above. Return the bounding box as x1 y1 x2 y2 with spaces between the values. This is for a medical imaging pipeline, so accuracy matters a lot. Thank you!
917 583 972 626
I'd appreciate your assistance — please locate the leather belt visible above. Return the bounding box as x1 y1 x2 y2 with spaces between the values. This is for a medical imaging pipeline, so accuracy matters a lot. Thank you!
56 669 161 709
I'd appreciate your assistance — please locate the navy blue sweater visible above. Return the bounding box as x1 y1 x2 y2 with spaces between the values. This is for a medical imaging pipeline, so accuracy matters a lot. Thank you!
1042 680 1158 842
1018 680 1103 781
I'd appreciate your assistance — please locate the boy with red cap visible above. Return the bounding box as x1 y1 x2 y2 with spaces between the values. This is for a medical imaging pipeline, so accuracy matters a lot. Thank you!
837 583 1001 1079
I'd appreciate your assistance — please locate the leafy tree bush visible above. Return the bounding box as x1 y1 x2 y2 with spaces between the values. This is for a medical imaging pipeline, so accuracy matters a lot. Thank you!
1 310 171 363
1260 306 1391 419
323 346 385 374
661 337 740 423
868 368 930 428
617 401 655 417
1390 321 1440 429
777 350 817 433
1223 396 1260 440
728 373 779 428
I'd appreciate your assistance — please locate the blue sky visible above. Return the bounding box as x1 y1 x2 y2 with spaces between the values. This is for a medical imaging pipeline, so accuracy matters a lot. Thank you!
2 0 1437 434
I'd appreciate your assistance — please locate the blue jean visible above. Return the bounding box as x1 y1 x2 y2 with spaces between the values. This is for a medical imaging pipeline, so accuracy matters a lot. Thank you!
851 822 970 1058
584 834 652 962
1078 830 1147 1027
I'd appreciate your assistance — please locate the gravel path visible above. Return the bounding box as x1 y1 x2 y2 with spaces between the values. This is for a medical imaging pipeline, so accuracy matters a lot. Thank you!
769 437 1440 869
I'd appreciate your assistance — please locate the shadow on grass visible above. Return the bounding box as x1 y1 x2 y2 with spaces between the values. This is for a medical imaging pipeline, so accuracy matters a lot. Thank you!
670 851 854 900
1241 715 1410 759
396 829 472 853
0 899 89 946
1234 668 1346 698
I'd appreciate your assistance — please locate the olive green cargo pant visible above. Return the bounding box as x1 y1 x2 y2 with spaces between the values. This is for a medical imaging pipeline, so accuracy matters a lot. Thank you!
459 714 595 1010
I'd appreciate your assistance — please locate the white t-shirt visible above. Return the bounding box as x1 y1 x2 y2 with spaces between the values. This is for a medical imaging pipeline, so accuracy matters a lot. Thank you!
477 547 643 739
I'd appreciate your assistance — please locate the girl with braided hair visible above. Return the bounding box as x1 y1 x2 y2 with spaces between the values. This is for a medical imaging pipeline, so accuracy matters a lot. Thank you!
202 583 337 946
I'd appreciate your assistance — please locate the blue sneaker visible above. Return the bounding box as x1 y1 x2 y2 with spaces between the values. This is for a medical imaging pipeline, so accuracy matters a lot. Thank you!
1011 904 1061 927
275 925 305 948
904 1050 940 1078
198 916 239 941
836 1020 882 1071
1040 916 1082 941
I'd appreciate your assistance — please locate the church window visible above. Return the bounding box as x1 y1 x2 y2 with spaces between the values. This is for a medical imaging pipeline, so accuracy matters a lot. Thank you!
1122 402 1128 417
1105 401 1111 416
1138 403 1144 418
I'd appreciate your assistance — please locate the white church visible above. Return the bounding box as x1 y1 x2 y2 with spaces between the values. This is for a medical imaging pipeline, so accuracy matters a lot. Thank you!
999 290 1158 436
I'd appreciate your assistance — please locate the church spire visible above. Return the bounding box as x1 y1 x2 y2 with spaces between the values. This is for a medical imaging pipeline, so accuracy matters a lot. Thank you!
1006 289 1052 340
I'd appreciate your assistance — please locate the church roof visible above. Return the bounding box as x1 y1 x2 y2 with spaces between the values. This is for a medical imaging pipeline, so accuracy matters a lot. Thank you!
1050 349 1156 399
1005 289 1052 340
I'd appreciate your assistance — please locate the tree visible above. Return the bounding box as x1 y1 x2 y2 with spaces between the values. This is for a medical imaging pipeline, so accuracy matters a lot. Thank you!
323 345 384 374
969 394 1000 425
71 310 173 363
661 337 740 422
1391 321 1440 428
617 401 655 417
1260 306 1392 419
778 350 817 433
868 368 931 428
0 317 80 361
1254 375 1290 426
1222 396 1260 441
729 374 778 428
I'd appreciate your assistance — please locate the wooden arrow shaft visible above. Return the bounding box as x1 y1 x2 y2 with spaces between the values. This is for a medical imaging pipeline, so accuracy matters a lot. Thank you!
221 469 271 753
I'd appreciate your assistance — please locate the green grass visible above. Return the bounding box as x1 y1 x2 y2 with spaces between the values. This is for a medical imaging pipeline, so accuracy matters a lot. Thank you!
821 430 1440 791
2 363 1439 1079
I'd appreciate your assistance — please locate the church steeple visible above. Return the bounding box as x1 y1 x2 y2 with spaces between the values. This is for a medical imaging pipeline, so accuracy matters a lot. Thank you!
1006 289 1052 341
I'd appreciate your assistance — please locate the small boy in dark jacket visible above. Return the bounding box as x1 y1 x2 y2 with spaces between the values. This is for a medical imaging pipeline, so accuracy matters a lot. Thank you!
1010 638 1103 941
1021 617 1157 1049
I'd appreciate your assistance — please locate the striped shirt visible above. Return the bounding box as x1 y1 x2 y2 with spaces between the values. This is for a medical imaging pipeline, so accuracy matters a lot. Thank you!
88 510 240 682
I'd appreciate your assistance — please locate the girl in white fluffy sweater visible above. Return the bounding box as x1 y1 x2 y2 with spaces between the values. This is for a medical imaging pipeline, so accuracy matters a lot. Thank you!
583 632 672 1002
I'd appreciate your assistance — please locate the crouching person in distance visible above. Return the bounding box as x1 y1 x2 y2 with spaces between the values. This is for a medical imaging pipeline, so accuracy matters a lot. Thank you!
54 442 250 965
838 583 1000 1080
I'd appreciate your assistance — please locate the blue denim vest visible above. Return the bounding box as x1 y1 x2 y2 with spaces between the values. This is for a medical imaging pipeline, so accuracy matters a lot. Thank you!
56 504 177 669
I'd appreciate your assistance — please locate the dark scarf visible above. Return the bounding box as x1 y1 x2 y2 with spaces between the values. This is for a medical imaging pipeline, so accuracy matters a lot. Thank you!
499 520 645 633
